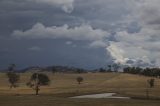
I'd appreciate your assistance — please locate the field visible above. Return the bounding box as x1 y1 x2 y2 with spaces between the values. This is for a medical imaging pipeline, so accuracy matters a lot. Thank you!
0 72 160 106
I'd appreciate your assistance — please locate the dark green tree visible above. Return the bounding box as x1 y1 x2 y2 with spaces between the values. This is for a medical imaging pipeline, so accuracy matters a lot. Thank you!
76 69 85 73
6 64 20 89
8 64 16 71
26 73 50 95
76 76 83 84
107 65 112 72
99 68 106 73
52 67 58 74
112 63 120 72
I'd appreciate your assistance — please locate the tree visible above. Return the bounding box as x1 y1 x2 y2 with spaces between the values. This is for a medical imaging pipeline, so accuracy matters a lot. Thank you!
76 76 83 84
26 73 50 95
112 63 120 72
146 78 155 99
99 68 106 73
52 67 57 74
147 78 155 88
76 69 85 73
6 64 20 89
8 64 16 71
107 65 112 72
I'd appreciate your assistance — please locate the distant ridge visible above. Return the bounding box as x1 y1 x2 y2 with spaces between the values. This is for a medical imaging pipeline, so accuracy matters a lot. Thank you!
2 66 88 73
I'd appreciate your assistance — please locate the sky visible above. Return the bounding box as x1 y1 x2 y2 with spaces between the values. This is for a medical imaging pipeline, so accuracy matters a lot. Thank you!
0 0 160 69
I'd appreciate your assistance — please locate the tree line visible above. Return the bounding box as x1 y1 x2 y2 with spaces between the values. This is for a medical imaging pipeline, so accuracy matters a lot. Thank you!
123 67 160 77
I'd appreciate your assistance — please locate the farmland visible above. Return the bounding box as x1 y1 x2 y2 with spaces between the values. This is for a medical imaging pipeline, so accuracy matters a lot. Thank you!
0 73 160 106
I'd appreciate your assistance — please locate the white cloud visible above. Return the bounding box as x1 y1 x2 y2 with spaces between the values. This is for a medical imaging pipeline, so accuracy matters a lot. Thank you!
65 41 77 47
32 0 74 13
107 41 151 65
89 40 107 48
106 0 160 67
12 23 109 42
107 42 127 64
107 28 160 67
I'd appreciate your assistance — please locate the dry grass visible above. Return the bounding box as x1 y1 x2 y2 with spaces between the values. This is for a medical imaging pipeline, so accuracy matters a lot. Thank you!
1 95 160 106
0 72 160 97
0 72 160 106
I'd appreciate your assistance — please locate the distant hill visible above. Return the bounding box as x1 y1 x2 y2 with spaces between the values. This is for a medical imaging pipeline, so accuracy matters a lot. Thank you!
20 66 44 73
19 66 87 73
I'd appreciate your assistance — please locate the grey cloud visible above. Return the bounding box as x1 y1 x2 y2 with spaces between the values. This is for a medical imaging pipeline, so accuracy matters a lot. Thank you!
106 0 160 67
2 0 160 69
28 46 42 51
12 23 109 46
73 0 130 31
0 0 74 13
30 0 74 13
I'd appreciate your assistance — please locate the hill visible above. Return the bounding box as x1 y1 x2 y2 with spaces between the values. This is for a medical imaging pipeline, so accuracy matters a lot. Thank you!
18 66 88 73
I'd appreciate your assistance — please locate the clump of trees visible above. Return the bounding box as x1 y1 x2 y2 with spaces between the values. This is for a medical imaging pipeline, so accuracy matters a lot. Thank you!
76 69 86 74
123 67 160 77
112 63 120 72
76 76 83 84
98 63 120 73
99 68 106 73
6 64 20 89
26 73 50 95
50 66 87 74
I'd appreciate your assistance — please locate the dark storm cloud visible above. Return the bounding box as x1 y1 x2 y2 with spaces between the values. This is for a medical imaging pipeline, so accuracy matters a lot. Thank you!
0 0 130 37
73 0 130 31
0 0 131 69
0 38 110 69
2 0 160 69
0 0 77 37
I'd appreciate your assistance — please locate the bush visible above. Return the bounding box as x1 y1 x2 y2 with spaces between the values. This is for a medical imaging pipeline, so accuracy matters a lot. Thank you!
76 76 83 84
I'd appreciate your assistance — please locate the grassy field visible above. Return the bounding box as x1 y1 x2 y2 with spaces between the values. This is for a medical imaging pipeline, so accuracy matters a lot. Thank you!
0 72 160 106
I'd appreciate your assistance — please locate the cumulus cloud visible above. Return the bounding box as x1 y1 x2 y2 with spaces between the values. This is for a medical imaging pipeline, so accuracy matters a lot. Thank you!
12 23 109 45
89 40 107 48
107 41 153 65
107 42 127 64
106 0 160 67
